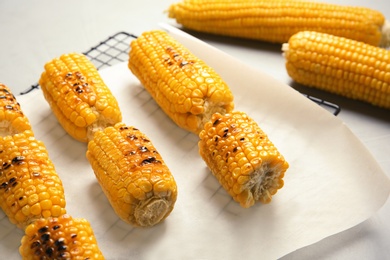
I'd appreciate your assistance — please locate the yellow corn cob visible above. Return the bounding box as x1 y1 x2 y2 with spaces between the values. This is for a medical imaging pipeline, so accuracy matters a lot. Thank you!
0 83 32 136
86 122 178 227
0 130 66 229
39 52 122 143
198 111 289 208
128 30 234 134
19 214 104 259
168 0 390 47
282 31 390 109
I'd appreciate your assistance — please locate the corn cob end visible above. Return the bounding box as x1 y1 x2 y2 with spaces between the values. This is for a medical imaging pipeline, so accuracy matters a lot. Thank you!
87 122 178 227
380 20 390 47
199 111 289 208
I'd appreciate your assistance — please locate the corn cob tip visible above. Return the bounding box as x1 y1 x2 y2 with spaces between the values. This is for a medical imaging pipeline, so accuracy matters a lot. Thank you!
39 53 122 143
380 20 390 48
283 30 390 109
0 83 32 136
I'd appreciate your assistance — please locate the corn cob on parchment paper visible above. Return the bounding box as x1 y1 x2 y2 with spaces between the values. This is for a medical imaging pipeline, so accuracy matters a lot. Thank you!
1 27 390 259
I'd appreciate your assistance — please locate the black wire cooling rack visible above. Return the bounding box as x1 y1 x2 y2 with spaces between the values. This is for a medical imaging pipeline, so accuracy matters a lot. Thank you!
22 31 341 115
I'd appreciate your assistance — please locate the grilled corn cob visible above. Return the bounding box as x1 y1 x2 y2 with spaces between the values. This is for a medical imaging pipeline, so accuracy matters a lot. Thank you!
0 130 66 229
0 83 32 136
198 111 289 208
283 31 390 109
86 122 177 227
19 214 104 259
39 52 122 142
168 0 390 47
128 30 234 134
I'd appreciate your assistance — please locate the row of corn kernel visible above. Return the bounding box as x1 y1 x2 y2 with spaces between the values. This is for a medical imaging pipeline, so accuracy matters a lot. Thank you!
0 83 104 259
128 30 290 208
167 0 390 48
38 52 178 227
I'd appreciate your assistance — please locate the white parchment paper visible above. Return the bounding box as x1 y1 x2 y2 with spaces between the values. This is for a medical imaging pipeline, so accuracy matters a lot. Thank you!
1 26 389 259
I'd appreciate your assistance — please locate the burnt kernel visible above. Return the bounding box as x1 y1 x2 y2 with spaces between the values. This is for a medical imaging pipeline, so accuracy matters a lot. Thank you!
132 127 139 131
0 182 8 189
3 162 11 169
120 126 129 130
139 146 148 153
75 86 83 93
127 134 138 140
41 233 50 242
12 156 25 164
8 177 16 184
214 136 219 142
52 225 61 230
240 138 245 142
233 147 238 153
34 248 43 256
54 238 65 246
142 138 150 142
66 72 72 77
213 118 221 126
19 196 24 200
57 245 67 251
179 61 189 67
45 247 54 257
71 234 77 239
141 157 160 165
38 226 49 233
0 95 6 99
30 240 41 249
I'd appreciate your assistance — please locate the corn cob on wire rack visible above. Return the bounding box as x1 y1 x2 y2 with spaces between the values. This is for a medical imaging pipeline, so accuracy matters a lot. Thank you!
21 31 341 116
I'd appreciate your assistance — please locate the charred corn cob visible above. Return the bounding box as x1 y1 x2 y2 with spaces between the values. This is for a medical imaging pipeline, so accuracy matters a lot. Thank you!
39 52 122 142
19 214 104 260
0 83 32 136
0 130 66 229
168 0 390 47
198 111 289 208
128 30 234 134
86 122 177 227
283 31 390 109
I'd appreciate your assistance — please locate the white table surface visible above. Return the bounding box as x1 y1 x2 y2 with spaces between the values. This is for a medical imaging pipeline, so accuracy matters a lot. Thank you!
0 0 389 259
